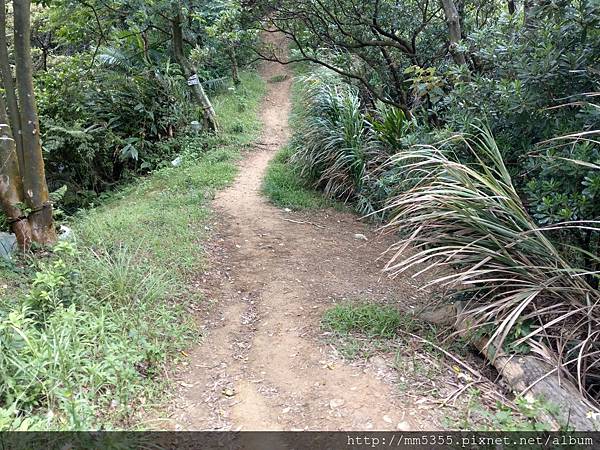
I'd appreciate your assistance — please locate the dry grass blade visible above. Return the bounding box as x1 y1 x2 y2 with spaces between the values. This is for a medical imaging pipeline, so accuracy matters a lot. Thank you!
382 127 600 405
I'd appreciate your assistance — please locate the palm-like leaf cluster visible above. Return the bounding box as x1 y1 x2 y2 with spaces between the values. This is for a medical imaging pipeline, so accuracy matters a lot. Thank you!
292 73 416 217
383 128 600 403
292 74 384 204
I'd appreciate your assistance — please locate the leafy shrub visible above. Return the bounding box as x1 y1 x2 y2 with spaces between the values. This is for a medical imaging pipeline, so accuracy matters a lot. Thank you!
25 241 79 323
440 3 600 255
36 54 197 211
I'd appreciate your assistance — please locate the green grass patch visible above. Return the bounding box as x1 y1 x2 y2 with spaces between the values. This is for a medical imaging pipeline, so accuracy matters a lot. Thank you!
0 71 265 431
321 301 447 361
322 302 406 360
322 303 403 338
262 146 332 210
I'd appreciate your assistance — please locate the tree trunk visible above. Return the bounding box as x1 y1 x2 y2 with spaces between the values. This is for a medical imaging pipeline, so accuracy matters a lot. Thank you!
229 46 240 86
456 0 466 39
455 312 598 431
0 99 31 248
0 0 24 171
171 11 218 132
13 0 55 244
440 0 467 66
415 303 599 430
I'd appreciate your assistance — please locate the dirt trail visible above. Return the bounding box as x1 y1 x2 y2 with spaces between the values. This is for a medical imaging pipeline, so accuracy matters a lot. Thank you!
161 33 444 431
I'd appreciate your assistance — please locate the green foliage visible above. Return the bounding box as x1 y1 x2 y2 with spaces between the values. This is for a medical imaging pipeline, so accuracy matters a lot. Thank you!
293 74 376 202
369 101 412 150
36 53 198 210
0 241 191 430
74 72 264 275
524 136 600 272
384 130 600 401
292 62 600 402
322 303 402 338
280 0 600 409
283 0 600 240
17 0 262 214
24 242 79 323
81 245 174 309
441 3 600 259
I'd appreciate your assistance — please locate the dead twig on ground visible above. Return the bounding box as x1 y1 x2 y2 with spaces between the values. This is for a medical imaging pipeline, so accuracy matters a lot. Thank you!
282 218 325 228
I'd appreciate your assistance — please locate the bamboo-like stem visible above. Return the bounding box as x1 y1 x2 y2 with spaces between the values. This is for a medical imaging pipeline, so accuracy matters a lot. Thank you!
13 0 55 243
0 0 24 171
0 93 31 248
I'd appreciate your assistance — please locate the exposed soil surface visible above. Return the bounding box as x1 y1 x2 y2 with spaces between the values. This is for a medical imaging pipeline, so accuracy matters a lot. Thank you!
157 33 457 431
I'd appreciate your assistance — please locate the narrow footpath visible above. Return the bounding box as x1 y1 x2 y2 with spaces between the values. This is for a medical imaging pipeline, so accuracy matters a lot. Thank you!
162 32 444 431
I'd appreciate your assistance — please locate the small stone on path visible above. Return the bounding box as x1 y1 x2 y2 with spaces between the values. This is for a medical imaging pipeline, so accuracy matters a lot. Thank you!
329 399 345 409
397 421 411 431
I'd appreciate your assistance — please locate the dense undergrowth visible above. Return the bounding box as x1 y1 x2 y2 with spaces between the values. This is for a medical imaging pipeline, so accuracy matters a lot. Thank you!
299 74 597 415
0 72 265 431
0 0 259 223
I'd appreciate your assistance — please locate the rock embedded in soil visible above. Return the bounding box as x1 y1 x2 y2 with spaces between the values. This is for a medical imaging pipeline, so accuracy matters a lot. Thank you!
0 232 16 260
329 399 345 409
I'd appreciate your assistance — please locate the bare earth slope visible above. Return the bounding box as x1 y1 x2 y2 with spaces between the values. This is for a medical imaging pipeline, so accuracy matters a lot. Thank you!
160 33 445 431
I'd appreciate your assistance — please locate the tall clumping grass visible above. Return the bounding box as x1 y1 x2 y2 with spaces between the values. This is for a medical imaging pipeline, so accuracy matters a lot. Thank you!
382 128 600 406
286 73 600 408
292 73 384 205
290 71 414 217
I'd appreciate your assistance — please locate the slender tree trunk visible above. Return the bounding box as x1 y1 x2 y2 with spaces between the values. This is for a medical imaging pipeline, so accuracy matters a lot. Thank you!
13 0 55 244
456 0 466 39
171 11 218 132
378 45 408 108
0 97 31 248
440 0 467 66
141 30 150 63
229 46 240 86
0 0 24 171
